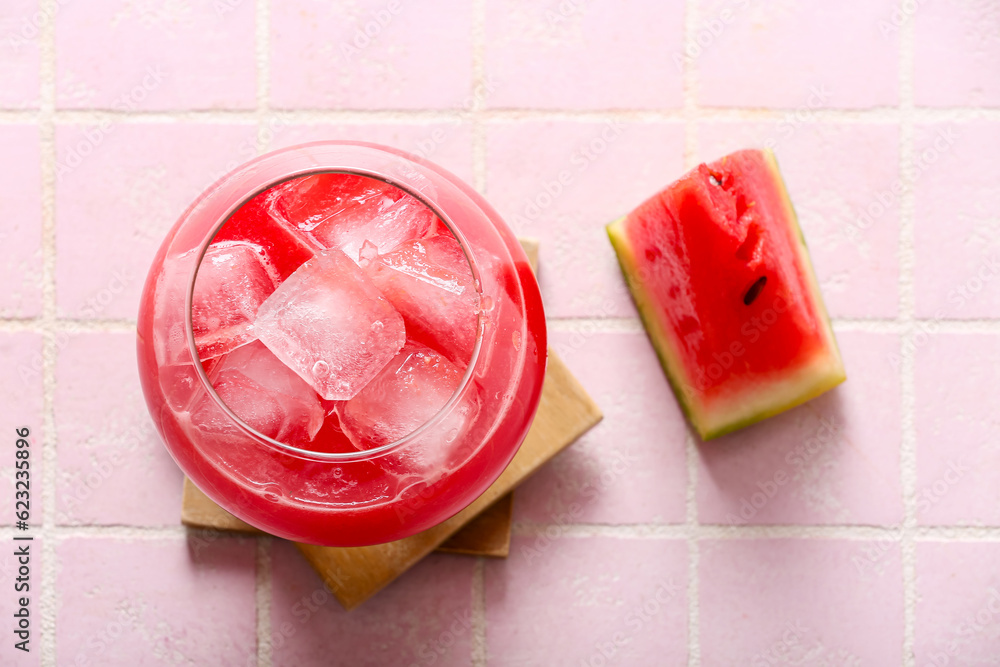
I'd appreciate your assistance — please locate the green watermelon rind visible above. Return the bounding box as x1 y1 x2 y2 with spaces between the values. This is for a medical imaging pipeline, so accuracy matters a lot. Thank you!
607 149 846 440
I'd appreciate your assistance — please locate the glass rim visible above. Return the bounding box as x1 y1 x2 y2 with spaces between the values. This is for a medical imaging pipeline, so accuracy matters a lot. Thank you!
183 164 487 462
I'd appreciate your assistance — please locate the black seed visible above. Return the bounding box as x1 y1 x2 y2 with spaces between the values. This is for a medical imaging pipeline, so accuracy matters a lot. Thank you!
743 276 767 306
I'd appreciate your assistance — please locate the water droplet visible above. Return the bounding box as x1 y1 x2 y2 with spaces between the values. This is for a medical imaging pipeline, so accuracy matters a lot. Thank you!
262 484 283 502
512 331 522 351
332 467 343 479
312 360 330 378
480 295 494 313
445 428 459 443
371 320 384 333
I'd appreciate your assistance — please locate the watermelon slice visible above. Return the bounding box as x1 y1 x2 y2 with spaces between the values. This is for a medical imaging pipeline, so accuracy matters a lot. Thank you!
607 149 845 440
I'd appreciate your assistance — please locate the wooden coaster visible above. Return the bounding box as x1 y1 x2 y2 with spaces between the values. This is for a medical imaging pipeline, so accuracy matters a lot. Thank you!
178 238 603 609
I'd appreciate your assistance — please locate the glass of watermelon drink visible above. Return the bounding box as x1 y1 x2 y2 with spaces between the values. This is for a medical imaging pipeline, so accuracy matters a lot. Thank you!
136 141 546 547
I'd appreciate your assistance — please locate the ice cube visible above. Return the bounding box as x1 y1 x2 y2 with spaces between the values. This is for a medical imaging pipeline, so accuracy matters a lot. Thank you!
338 342 479 451
214 188 314 280
192 241 280 360
189 341 324 444
255 248 406 400
362 234 480 365
267 172 436 262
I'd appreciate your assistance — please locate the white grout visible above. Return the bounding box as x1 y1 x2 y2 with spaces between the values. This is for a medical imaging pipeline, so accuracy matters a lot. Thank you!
0 105 997 126
470 558 488 667
37 0 58 664
255 536 273 667
898 7 918 667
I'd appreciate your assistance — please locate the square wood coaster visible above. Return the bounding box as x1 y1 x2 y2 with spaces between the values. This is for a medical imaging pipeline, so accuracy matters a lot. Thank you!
178 238 604 609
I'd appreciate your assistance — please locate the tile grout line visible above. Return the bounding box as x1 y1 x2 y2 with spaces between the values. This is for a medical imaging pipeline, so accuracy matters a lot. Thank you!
10 522 1000 540
255 537 273 667
471 558 487 667
254 1 274 665
38 0 58 665
0 106 998 125
469 2 489 665
898 7 918 667
681 0 700 663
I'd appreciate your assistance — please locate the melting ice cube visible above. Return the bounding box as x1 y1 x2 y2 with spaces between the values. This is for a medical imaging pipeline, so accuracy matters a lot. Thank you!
338 342 480 453
267 172 436 262
189 341 324 444
362 233 480 365
254 248 406 400
192 241 280 360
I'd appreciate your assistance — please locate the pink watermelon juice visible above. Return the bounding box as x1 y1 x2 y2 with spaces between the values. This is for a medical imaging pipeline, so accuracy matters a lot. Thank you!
137 142 546 546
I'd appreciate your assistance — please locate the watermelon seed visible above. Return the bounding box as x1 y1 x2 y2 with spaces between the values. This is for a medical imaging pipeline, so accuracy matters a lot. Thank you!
743 276 767 305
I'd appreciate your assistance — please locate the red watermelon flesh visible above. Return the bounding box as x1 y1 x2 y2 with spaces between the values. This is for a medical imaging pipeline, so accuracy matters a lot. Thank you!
607 149 845 440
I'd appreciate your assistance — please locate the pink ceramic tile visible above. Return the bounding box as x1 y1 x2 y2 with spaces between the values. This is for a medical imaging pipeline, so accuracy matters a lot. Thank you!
486 536 687 665
270 541 474 666
916 542 1000 664
55 0 255 110
0 125 42 318
698 0 898 108
57 536 256 666
55 333 183 526
700 539 904 665
915 0 1000 107
914 122 1000 319
699 122 901 318
698 331 902 526
0 536 40 665
516 331 687 525
271 0 473 110
56 123 256 320
484 0 684 109
269 123 475 185
486 121 684 317
916 333 1000 526
0 334 42 526
0 1 40 108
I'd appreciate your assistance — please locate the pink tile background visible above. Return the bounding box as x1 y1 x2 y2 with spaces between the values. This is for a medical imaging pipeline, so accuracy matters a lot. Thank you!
271 541 476 666
0 125 42 318
270 0 474 110
0 1 41 109
486 536 688 665
55 0 256 110
0 1 996 664
697 0 900 108
56 537 257 665
484 0 685 110
700 538 904 665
